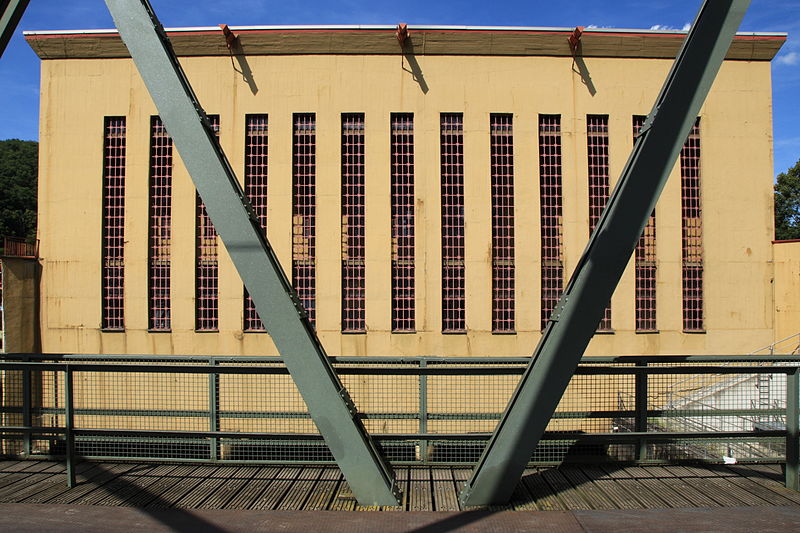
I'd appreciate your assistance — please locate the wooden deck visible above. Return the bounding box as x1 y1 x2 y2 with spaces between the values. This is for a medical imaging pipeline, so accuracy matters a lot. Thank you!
0 460 798 512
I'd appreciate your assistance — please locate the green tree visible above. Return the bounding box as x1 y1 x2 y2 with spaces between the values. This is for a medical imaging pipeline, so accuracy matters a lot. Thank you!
0 139 38 243
776 159 800 241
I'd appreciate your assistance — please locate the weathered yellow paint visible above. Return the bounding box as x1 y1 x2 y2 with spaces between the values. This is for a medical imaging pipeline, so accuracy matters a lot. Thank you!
33 44 779 358
773 241 800 350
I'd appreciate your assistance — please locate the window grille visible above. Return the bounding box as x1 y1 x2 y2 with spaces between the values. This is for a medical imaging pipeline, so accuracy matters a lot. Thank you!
490 114 515 333
390 113 416 332
102 117 126 331
195 115 220 332
148 116 172 331
341 113 366 333
539 115 563 331
243 114 268 332
440 113 466 333
293 114 317 327
681 118 704 332
633 116 657 332
587 115 612 331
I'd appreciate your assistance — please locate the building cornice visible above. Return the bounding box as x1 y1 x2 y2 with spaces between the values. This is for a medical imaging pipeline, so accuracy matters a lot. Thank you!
23 25 786 61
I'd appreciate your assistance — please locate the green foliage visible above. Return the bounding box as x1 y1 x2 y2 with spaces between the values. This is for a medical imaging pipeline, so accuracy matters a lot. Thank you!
776 159 800 241
0 139 38 243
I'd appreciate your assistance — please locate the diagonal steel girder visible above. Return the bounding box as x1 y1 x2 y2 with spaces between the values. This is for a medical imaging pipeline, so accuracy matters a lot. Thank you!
460 0 751 506
0 0 30 57
104 0 400 506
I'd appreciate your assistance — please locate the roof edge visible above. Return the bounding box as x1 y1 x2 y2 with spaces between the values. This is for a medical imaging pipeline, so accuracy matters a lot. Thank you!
22 25 788 38
23 25 787 61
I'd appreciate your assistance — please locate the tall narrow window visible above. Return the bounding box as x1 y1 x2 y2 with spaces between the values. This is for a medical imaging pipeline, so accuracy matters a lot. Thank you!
391 113 415 332
341 113 366 332
293 113 316 327
490 114 515 333
244 114 268 331
681 118 704 332
633 116 657 332
440 113 466 333
539 115 564 330
196 116 220 332
148 116 172 331
102 117 126 331
587 115 612 331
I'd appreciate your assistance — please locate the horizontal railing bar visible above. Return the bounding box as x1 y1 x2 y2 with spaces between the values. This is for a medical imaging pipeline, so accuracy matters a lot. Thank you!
12 406 785 421
3 353 800 364
55 428 787 441
0 426 66 434
1 361 797 375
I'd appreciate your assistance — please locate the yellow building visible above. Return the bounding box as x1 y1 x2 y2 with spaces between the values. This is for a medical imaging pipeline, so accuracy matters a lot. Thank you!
24 25 791 359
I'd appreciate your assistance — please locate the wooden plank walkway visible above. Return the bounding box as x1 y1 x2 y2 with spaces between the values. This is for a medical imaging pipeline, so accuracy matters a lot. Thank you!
0 460 797 512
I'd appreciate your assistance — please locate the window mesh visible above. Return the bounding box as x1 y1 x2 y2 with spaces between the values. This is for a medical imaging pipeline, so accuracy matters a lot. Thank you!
292 114 317 327
341 114 367 333
148 117 172 331
195 116 220 332
440 113 466 333
243 115 268 332
490 114 515 333
587 115 612 331
539 115 564 331
633 115 657 332
681 118 704 332
391 114 416 332
102 117 126 331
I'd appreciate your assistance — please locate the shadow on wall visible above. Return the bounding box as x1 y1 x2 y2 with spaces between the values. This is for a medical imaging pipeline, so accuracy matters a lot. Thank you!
572 42 597 97
401 36 429 94
228 39 259 95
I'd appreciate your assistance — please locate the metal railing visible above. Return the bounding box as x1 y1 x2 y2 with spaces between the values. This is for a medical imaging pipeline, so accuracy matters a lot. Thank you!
1 236 38 259
0 354 798 491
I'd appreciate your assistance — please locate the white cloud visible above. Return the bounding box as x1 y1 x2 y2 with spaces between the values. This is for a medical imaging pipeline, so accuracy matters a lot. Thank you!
649 23 691 32
777 51 800 66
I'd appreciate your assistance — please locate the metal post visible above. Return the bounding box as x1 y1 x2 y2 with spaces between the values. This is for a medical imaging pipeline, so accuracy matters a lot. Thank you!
64 366 76 488
786 369 799 491
22 356 31 456
103 0 398 505
0 0 30 57
635 362 648 461
419 359 428 462
461 0 751 505
209 357 219 461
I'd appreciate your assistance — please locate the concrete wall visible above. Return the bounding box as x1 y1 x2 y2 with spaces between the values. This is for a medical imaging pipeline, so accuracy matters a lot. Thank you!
773 241 800 351
35 52 776 357
0 257 41 354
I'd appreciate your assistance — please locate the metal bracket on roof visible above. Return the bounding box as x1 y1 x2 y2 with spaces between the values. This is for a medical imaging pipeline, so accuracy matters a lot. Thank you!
568 26 584 54
460 0 750 506
396 23 409 46
104 0 399 507
219 24 237 51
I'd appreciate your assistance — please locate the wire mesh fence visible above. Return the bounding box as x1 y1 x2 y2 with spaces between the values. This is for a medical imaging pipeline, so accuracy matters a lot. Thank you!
0 355 797 471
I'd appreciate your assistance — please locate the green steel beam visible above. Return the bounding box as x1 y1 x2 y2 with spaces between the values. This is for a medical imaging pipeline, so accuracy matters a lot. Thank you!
460 0 751 506
0 0 29 57
102 0 399 506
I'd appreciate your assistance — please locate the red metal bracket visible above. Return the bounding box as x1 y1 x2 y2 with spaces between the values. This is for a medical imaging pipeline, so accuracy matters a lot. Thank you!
396 23 409 46
568 26 584 54
219 24 238 51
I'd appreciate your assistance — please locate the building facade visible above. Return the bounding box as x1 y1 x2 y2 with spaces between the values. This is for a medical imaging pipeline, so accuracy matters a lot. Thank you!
25 25 787 358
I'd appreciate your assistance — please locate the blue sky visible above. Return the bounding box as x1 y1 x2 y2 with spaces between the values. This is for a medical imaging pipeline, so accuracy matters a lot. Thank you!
1 0 798 175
